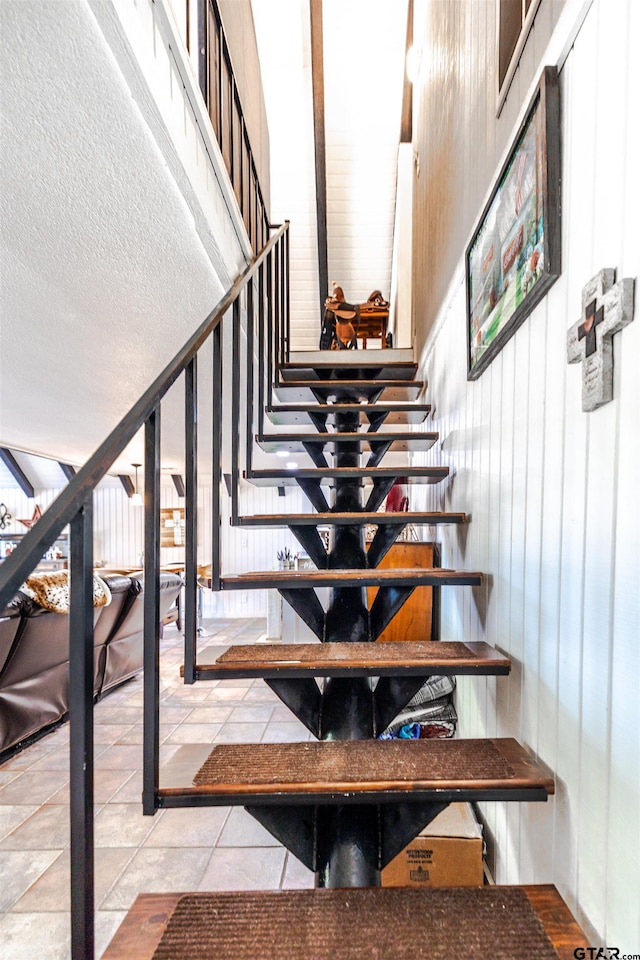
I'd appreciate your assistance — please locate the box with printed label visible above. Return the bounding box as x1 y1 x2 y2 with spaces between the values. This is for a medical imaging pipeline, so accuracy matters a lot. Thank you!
381 802 484 887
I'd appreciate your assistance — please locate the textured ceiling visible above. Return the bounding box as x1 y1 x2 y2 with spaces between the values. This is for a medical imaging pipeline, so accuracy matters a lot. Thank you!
0 1 223 475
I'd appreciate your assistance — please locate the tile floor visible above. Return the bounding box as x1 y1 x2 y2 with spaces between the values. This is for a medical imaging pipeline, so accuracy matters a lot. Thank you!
0 618 315 959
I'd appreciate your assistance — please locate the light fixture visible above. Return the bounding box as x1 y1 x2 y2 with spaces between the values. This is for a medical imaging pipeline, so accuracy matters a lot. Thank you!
406 44 419 83
286 461 298 470
276 450 290 458
130 463 143 506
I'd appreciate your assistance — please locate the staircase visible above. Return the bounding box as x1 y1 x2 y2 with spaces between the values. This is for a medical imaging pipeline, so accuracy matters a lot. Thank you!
104 350 589 958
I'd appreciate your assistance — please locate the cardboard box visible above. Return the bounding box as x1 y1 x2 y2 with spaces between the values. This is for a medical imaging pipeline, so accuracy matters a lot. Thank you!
381 802 484 887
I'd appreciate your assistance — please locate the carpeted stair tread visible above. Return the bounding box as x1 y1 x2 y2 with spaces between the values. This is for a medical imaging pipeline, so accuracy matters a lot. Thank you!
190 640 510 679
278 358 418 379
169 738 557 803
256 430 438 452
236 510 468 526
214 567 483 589
273 379 424 403
144 887 576 960
244 465 448 485
266 402 432 425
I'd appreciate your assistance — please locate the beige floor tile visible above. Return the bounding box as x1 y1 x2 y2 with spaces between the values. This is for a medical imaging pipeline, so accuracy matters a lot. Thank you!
0 804 70 849
143 805 229 847
94 745 145 770
94 804 159 848
212 722 267 744
165 723 223 744
228 704 276 723
0 769 70 806
0 805 40 841
157 706 196 723
197 846 286 891
0 850 62 913
114 723 177 745
93 723 137 744
0 910 70 959
179 705 232 724
217 807 282 847
242 685 280 703
97 910 129 959
162 686 211 701
281 851 316 889
261 721 311 743
208 685 250 702
0 771 21 788
93 769 138 805
108 771 143 804
12 847 134 912
96 706 143 725
100 846 212 910
271 704 304 721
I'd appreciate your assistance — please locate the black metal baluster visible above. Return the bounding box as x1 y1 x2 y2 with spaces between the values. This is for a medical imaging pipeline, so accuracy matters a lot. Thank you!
245 278 255 473
69 496 95 960
231 298 241 525
211 321 222 591
284 222 291 362
143 408 161 816
184 358 198 684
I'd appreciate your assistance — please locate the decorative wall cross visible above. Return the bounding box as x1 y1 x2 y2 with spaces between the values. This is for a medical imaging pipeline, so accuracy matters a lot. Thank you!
567 269 635 411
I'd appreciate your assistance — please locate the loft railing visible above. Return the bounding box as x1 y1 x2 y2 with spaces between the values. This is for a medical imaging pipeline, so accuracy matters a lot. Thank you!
0 221 289 960
198 0 270 254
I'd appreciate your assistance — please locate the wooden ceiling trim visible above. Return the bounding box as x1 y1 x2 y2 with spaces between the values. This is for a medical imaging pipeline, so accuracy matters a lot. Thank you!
310 0 328 308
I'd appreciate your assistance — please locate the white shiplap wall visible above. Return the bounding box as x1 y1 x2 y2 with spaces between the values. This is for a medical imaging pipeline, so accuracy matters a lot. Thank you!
411 0 639 948
92 481 306 618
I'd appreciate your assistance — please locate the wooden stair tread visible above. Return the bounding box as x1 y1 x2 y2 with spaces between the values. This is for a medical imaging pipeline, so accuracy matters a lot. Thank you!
273 380 424 403
267 402 431 425
244 466 449 485
103 886 588 960
236 510 468 526
158 738 553 803
278 359 418 380
213 567 483 590
257 431 438 453
187 640 510 679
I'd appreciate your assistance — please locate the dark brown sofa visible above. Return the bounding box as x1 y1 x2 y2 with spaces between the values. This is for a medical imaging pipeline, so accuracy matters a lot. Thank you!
0 571 182 760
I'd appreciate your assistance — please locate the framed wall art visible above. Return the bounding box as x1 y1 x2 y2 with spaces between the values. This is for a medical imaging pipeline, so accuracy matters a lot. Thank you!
466 65 561 380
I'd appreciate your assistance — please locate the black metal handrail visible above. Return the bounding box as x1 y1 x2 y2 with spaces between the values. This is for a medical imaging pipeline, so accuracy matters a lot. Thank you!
0 220 289 960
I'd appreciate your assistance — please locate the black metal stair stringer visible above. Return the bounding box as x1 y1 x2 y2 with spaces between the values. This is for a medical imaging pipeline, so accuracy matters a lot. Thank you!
296 477 330 512
366 439 393 467
374 676 431 734
289 525 329 569
366 477 397 511
277 587 325 640
245 804 317 871
367 522 408 568
380 801 450 869
302 441 329 468
265 678 322 738
369 584 417 641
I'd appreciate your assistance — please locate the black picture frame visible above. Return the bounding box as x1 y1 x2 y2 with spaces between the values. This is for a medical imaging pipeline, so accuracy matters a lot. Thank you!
466 66 561 380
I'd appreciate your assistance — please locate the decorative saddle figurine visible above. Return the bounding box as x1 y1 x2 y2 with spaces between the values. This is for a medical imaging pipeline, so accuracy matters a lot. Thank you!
319 283 390 349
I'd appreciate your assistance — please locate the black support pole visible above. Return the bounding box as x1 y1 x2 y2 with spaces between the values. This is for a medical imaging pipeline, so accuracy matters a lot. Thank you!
184 357 198 684
143 408 161 817
69 496 95 960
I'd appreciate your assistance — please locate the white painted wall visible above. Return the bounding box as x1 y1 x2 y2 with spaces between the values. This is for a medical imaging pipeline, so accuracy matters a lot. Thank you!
411 0 639 948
